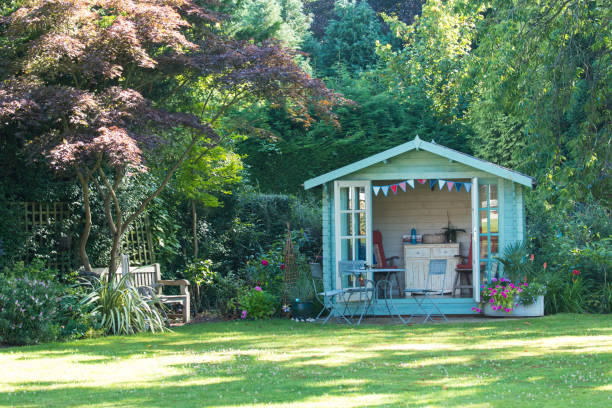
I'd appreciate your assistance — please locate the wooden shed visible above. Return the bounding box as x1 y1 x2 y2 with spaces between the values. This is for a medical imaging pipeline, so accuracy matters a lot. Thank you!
304 136 535 315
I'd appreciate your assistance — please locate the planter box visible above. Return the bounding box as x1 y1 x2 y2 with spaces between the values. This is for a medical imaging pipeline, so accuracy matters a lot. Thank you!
484 295 544 317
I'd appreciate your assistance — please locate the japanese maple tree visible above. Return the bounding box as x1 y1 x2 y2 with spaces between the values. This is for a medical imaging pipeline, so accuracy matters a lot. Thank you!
0 0 343 277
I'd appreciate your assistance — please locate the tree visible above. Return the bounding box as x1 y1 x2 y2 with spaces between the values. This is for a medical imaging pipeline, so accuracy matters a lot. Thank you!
0 0 344 278
308 0 393 75
229 0 312 49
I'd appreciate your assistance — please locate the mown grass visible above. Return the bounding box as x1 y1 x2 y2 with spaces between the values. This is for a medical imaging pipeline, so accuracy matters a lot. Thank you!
1 314 611 407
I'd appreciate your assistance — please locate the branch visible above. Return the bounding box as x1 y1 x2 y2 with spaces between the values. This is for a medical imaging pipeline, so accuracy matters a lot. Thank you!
122 131 203 232
98 167 125 231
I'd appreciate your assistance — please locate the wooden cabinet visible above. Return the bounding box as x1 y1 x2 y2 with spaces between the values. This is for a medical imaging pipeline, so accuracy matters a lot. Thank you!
404 244 459 294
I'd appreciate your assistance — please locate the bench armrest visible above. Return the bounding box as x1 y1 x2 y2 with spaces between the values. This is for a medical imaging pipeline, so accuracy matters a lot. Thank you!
159 279 190 286
159 279 190 295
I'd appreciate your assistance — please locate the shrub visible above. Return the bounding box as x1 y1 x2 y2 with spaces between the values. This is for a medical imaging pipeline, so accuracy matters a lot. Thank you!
234 286 278 320
183 259 243 316
544 269 589 314
0 275 62 345
81 274 167 335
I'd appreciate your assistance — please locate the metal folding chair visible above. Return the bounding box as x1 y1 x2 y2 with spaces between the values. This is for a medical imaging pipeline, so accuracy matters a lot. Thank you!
402 259 449 323
338 260 375 325
311 262 351 324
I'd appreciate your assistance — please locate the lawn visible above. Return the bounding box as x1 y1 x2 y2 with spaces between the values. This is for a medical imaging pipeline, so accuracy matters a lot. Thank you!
1 314 611 407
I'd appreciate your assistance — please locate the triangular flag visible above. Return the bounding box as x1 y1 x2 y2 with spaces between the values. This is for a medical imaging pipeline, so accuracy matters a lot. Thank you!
438 179 445 190
429 180 437 190
464 182 472 192
456 182 463 192
447 181 455 191
391 184 398 194
407 179 415 189
417 179 427 184
373 186 381 196
382 186 389 196
399 182 406 192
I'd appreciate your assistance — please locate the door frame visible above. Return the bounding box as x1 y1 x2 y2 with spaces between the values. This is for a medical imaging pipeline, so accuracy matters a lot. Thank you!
471 177 481 302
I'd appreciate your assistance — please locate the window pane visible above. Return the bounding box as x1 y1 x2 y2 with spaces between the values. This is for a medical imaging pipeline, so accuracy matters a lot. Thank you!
340 213 353 236
355 212 366 235
340 187 350 210
357 238 367 261
480 236 489 258
491 235 499 255
490 209 499 233
340 239 354 261
480 210 488 233
358 187 366 210
490 185 498 207
479 185 488 208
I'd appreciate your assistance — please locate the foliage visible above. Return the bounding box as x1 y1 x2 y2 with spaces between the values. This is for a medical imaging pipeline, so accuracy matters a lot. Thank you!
233 286 278 319
544 270 589 314
307 0 393 75
240 250 287 298
81 274 167 335
289 265 314 301
236 67 468 193
1 0 343 276
229 0 312 49
0 274 63 345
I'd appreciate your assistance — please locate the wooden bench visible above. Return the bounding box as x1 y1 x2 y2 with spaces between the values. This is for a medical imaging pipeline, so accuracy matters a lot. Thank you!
94 262 191 323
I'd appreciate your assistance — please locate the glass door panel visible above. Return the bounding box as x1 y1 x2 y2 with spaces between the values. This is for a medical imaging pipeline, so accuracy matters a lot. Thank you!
478 184 499 283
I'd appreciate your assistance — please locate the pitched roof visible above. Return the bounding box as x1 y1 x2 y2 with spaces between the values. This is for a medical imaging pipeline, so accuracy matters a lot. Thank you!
303 135 535 189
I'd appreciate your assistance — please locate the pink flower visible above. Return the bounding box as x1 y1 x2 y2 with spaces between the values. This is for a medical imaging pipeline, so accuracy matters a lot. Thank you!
254 286 262 292
530 254 534 261
543 262 547 269
280 263 285 270
490 298 495 303
523 283 529 287
240 310 247 319
261 260 269 266
572 269 580 276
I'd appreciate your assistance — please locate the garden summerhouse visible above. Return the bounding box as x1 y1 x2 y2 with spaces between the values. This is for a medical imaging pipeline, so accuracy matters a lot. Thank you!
304 136 535 315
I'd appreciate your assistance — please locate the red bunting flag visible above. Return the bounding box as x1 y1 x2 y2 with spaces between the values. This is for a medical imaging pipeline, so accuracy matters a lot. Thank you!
418 179 427 184
391 184 398 194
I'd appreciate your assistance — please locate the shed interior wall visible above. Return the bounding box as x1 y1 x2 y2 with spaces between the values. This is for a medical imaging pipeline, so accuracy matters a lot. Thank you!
372 180 472 265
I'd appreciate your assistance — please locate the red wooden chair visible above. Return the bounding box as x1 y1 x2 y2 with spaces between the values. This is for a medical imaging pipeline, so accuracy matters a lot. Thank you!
373 230 399 268
453 238 474 297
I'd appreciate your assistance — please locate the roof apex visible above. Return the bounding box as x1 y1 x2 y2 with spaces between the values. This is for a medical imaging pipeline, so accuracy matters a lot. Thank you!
303 137 534 189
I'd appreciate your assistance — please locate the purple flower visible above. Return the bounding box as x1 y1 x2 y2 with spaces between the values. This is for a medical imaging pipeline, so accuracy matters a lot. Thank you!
491 278 497 282
254 286 262 292
240 310 247 319
490 298 495 303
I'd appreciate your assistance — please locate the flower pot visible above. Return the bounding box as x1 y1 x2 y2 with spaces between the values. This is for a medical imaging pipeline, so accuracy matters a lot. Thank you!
291 300 314 319
484 295 544 317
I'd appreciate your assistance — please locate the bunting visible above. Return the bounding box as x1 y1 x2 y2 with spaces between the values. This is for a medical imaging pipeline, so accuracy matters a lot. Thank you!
372 179 472 198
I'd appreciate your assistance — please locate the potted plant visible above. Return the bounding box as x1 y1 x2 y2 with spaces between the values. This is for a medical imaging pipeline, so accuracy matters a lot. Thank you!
289 268 315 320
476 278 546 317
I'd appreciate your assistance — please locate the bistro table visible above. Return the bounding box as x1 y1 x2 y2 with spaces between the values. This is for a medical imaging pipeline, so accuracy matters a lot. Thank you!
347 267 406 324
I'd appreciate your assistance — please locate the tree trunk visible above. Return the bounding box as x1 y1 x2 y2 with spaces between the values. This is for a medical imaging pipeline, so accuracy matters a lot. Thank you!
107 231 123 282
192 198 198 260
76 169 93 272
